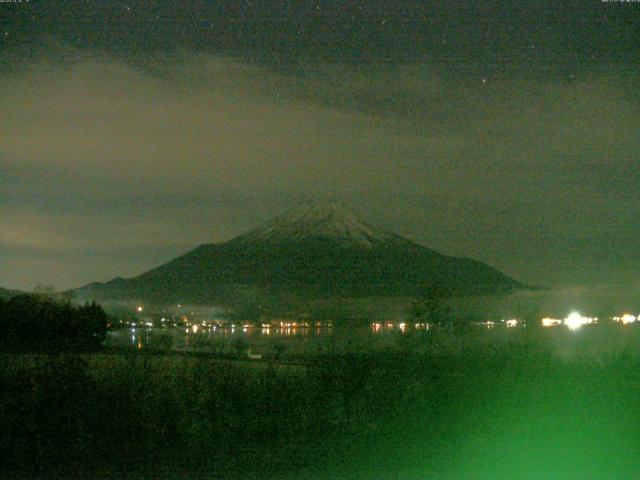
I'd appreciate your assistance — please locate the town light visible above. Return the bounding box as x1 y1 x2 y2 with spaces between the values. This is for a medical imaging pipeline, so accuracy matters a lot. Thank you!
541 317 562 327
621 314 637 325
564 312 595 331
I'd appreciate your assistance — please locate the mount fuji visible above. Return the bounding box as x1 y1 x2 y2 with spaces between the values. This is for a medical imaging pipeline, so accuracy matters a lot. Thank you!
75 200 522 305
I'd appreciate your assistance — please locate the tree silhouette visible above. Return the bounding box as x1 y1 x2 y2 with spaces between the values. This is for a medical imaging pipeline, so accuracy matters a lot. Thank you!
0 294 109 351
410 284 452 327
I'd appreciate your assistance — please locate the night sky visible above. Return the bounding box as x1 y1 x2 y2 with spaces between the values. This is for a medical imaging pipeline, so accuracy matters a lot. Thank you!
1 0 639 292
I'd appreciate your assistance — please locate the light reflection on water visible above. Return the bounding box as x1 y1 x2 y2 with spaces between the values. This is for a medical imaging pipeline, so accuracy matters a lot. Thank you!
110 320 535 355
130 328 151 350
109 321 640 363
116 322 439 351
108 324 395 354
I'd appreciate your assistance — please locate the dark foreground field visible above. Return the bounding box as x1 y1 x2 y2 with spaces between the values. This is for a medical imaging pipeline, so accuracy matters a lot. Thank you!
1 329 640 479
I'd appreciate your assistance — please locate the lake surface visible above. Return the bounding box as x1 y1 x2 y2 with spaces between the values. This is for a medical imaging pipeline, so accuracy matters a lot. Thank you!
104 321 640 360
105 323 413 356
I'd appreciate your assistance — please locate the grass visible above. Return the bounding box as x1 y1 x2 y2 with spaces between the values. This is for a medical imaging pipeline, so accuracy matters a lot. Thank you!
1 326 640 479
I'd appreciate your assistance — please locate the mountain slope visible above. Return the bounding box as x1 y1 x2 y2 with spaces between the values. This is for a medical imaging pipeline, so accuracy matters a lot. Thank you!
75 200 522 304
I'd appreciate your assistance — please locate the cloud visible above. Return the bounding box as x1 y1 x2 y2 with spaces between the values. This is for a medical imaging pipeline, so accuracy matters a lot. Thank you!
3 56 421 195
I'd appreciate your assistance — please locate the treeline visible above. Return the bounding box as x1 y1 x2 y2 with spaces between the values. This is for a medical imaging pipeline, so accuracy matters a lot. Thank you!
0 294 109 351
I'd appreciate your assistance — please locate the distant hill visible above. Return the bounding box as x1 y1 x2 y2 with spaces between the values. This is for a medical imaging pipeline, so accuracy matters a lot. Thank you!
75 200 523 307
0 287 25 300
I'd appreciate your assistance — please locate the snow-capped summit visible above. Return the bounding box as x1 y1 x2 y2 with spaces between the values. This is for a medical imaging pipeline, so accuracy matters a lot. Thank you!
230 200 393 247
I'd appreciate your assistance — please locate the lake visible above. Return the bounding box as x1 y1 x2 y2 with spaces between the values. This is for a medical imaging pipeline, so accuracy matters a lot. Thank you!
104 321 640 361
104 323 425 357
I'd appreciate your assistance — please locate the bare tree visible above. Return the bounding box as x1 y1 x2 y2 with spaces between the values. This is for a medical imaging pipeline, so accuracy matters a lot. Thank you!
410 284 452 327
33 284 56 296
